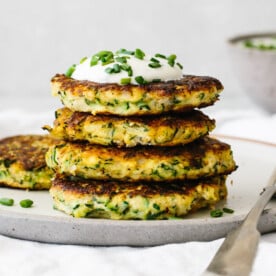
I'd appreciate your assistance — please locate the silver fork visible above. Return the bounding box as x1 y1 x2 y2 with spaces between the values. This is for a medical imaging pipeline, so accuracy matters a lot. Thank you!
202 167 276 276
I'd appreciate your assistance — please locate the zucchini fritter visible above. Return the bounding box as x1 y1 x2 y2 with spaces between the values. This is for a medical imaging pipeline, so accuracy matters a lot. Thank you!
50 174 228 219
0 135 57 189
45 107 215 147
51 74 223 116
46 136 237 182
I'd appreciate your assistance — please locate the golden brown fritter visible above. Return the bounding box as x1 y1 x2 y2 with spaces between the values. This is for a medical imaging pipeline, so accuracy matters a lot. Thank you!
51 74 223 116
46 136 237 182
0 135 58 189
50 174 228 219
44 107 215 147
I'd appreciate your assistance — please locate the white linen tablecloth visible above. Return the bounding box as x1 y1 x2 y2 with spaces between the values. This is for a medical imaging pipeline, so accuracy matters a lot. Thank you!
0 107 275 276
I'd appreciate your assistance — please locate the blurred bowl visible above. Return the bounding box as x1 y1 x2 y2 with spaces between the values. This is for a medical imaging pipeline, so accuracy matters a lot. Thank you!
228 32 276 113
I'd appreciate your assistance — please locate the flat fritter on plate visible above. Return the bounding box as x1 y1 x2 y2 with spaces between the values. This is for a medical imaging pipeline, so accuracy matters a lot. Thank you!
51 74 223 116
45 107 215 147
50 174 228 219
0 135 58 189
46 136 237 182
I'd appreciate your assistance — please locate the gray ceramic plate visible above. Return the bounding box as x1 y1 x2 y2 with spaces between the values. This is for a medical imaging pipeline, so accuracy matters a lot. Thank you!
0 136 276 246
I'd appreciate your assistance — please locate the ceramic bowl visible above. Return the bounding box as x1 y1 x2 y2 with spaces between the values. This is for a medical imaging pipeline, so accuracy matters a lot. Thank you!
228 32 276 113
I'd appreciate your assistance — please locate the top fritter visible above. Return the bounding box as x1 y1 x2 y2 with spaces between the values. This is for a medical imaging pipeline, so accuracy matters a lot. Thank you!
51 49 223 116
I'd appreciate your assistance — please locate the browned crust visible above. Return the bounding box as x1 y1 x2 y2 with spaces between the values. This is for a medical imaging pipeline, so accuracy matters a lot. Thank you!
52 174 227 197
62 136 231 160
51 74 223 96
56 107 215 130
0 135 58 170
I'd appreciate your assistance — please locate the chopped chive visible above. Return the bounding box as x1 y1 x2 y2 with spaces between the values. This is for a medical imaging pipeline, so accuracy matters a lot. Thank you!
91 51 114 66
105 67 114 74
176 62 183 69
120 63 131 71
135 48 145 60
150 57 160 63
210 209 223 218
90 55 99 66
97 50 114 59
20 199 33 208
223 207 234 214
100 56 114 65
102 58 114 66
79 56 88 64
116 48 134 55
153 203 160 210
167 54 177 67
113 63 121 73
65 64 76 77
135 76 147 85
0 197 14 206
127 67 133 77
101 54 114 64
120 64 133 77
116 56 128 63
105 63 122 74
155 53 166 59
120 78 131 85
148 62 162 68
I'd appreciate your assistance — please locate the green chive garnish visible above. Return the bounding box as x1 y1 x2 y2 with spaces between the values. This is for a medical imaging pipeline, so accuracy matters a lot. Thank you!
90 55 99 66
79 56 88 64
223 207 234 214
105 67 114 74
100 52 114 65
20 199 33 208
120 78 131 85
155 53 166 59
97 50 114 59
120 63 130 71
135 76 147 85
91 51 114 66
167 54 177 67
0 197 14 206
149 63 162 68
150 57 160 63
113 63 121 73
105 63 122 74
210 209 223 218
120 63 133 76
135 48 145 60
153 203 160 210
65 64 76 77
116 56 128 63
176 62 183 69
116 48 134 55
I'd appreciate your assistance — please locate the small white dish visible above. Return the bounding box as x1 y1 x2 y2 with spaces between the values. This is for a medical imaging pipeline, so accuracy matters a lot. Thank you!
228 32 276 113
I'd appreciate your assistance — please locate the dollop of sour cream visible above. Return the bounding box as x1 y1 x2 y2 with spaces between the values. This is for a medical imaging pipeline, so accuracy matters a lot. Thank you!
69 49 183 85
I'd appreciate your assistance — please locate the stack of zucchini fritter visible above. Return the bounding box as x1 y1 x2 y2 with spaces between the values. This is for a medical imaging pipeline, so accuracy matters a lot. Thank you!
45 73 236 219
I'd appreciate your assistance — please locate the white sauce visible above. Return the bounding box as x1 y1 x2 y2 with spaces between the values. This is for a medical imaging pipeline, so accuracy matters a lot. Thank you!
71 53 183 85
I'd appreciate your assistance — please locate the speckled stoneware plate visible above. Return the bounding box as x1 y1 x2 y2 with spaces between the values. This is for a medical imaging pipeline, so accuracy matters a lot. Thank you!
0 136 276 246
